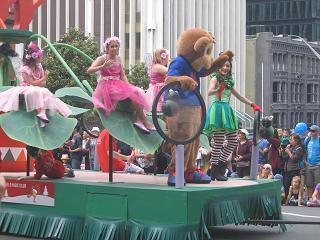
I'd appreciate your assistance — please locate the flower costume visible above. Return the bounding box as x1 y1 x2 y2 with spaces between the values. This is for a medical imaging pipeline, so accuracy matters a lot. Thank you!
0 63 71 117
92 57 150 115
145 69 166 111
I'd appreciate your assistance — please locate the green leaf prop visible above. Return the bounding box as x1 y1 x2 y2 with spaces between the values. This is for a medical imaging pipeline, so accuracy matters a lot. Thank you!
0 86 13 92
97 110 163 153
200 134 211 151
66 104 90 116
55 87 93 104
0 111 77 150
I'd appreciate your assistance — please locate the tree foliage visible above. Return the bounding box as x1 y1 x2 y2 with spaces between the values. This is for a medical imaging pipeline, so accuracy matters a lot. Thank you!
127 62 150 90
42 28 100 94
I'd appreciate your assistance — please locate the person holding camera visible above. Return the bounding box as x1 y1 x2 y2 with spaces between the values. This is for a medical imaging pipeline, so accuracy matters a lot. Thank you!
230 129 252 178
283 133 305 198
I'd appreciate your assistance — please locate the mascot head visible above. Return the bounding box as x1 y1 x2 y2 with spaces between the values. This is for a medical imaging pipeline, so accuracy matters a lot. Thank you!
176 28 215 71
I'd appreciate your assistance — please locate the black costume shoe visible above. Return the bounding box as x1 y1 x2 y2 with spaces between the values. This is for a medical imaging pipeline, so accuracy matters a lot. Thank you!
211 163 228 181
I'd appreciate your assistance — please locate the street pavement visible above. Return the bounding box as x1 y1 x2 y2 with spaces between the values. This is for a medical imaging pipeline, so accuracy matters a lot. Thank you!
211 206 320 240
0 206 319 240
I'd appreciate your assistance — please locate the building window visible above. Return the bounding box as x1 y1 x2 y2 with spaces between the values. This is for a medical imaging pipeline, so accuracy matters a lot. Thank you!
291 83 295 103
299 83 304 102
248 4 253 21
273 113 280 128
301 1 306 18
281 112 286 128
295 83 299 103
291 55 296 72
291 112 294 128
279 2 284 19
295 112 299 124
271 2 277 19
307 112 313 126
299 112 304 122
255 4 260 21
281 82 287 102
307 84 312 103
315 84 319 103
265 3 270 20
273 82 281 103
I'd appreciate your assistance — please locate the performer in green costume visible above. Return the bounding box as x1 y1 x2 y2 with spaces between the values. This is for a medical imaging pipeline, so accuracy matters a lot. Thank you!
204 58 260 181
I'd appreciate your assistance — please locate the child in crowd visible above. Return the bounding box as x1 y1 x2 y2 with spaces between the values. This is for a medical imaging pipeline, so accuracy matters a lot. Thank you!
274 174 286 204
307 183 320 207
145 48 169 111
87 36 155 134
286 176 304 206
18 146 75 180
0 42 71 127
257 164 274 179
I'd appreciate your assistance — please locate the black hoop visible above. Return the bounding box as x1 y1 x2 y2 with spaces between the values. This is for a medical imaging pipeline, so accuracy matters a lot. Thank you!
151 81 206 145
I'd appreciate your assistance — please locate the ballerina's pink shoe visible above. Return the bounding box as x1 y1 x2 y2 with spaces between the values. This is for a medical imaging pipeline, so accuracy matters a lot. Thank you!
36 113 50 123
133 121 150 134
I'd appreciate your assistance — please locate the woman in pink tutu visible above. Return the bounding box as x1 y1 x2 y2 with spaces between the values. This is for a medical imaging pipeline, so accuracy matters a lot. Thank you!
87 36 155 134
146 48 169 111
0 42 72 127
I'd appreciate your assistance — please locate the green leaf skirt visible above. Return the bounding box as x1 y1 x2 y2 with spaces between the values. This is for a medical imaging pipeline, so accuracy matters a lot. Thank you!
203 101 239 135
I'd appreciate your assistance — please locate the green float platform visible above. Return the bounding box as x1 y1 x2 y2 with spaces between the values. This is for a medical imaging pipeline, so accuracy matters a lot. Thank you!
0 171 283 240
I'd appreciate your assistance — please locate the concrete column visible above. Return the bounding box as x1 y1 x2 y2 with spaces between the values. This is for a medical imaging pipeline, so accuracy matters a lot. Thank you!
129 0 136 66
119 0 125 61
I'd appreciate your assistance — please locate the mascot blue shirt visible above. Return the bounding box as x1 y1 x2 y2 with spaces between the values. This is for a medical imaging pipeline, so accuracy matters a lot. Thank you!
167 55 206 106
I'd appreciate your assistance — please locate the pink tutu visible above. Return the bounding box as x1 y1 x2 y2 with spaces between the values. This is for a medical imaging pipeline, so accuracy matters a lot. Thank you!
145 82 164 112
0 86 72 117
93 78 150 115
93 61 150 115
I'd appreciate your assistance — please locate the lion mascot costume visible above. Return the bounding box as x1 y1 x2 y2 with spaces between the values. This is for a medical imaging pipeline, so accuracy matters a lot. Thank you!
165 28 233 185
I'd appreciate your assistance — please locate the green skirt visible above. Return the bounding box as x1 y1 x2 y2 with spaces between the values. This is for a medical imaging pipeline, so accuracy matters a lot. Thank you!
203 101 239 134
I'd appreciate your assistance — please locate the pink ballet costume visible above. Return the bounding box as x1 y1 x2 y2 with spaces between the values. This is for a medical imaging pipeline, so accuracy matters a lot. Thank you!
145 69 166 111
0 64 72 117
92 61 150 115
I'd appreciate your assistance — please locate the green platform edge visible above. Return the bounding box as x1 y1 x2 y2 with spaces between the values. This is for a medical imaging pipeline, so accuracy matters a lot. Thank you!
0 29 34 43
0 177 282 240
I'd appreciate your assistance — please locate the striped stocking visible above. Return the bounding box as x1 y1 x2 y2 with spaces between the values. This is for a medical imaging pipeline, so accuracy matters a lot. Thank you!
210 130 225 165
219 131 238 163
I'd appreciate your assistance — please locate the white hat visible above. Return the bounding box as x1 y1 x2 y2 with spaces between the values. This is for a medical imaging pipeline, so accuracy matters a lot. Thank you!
91 127 100 133
61 154 69 160
239 129 249 139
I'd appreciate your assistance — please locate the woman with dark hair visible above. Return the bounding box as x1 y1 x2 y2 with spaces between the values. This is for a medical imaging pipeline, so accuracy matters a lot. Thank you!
204 58 260 181
283 133 305 198
0 42 71 127
267 129 281 175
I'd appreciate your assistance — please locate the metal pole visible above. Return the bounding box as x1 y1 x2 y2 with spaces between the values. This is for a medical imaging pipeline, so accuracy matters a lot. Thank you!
26 154 30 176
250 111 260 179
109 134 113 182
246 219 320 225
175 144 184 189
250 145 259 179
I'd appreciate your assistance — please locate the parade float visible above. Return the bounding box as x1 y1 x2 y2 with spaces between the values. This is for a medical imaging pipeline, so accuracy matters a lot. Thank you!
0 1 284 240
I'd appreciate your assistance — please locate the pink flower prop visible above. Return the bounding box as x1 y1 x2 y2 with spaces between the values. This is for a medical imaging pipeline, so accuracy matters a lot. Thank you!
25 54 31 60
31 52 38 59
28 42 38 51
160 49 169 59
